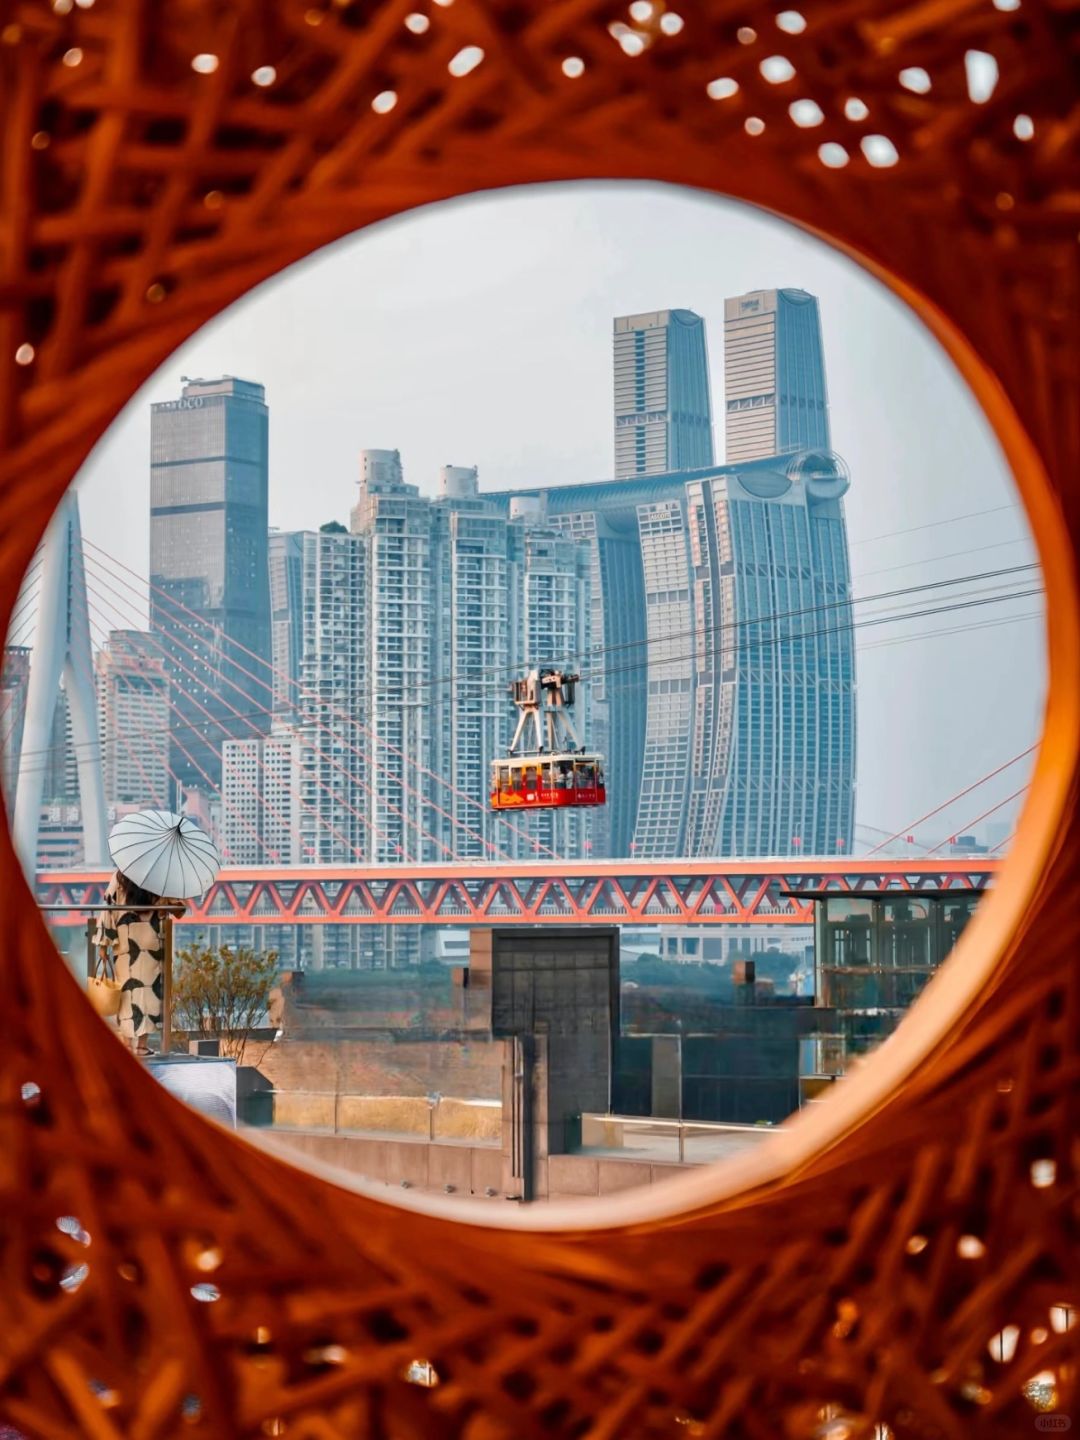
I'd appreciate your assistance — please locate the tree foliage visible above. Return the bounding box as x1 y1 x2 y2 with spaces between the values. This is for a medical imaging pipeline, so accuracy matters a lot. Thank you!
173 943 279 1064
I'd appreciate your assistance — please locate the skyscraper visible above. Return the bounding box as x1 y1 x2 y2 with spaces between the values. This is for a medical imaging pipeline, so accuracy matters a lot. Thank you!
509 496 593 861
96 630 170 809
296 526 367 865
613 309 714 478
491 450 856 858
544 508 644 858
350 449 431 866
683 452 855 856
149 376 271 789
430 466 514 861
724 288 830 463
39 690 77 807
268 530 304 719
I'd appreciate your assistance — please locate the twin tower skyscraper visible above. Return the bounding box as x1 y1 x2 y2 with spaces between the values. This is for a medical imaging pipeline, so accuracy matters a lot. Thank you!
506 288 855 860
612 289 832 477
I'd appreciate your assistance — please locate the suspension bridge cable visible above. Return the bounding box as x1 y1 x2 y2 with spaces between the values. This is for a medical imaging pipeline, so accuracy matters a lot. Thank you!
921 785 1030 859
5 586 1044 770
864 747 1038 858
84 590 285 862
83 583 372 863
66 586 170 811
83 557 478 863
84 560 470 862
591 586 1043 687
83 542 556 859
84 578 397 863
848 502 1018 546
82 534 1039 697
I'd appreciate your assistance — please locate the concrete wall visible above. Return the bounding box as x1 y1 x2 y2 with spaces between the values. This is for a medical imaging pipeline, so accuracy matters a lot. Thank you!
271 1130 505 1199
271 1091 501 1142
269 1128 693 1202
257 1035 503 1101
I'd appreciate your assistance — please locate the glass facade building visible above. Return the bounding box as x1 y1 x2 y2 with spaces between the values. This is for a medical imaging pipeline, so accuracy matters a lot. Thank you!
724 289 830 464
544 509 643 858
149 376 271 789
490 447 856 859
613 310 715 478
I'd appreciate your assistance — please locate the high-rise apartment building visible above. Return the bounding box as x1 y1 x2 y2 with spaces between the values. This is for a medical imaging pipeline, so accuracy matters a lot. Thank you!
149 376 271 789
509 496 593 861
613 310 714 479
269 530 304 719
724 289 830 463
96 630 170 809
430 466 514 861
296 527 367 865
220 737 263 864
263 727 303 866
350 450 431 866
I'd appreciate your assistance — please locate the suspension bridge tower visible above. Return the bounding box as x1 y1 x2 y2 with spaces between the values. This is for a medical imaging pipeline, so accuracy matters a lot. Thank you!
13 492 108 877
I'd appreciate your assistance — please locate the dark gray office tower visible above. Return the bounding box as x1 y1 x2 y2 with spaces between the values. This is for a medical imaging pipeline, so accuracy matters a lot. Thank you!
613 310 715 478
150 376 271 790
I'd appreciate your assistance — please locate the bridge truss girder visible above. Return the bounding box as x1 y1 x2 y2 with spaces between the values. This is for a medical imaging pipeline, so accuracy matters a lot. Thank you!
37 859 997 928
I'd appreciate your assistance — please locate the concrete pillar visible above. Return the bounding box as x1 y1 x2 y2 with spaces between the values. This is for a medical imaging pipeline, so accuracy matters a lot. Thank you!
14 493 108 876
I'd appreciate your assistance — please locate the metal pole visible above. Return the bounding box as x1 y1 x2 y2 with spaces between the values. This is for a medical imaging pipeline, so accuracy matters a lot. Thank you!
161 913 173 1056
85 918 95 980
677 1029 685 1164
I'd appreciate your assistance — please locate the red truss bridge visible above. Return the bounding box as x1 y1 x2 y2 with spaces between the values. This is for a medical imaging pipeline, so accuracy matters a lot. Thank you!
37 858 999 928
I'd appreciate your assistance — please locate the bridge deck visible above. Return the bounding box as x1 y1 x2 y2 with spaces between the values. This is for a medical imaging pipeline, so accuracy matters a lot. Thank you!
37 859 998 926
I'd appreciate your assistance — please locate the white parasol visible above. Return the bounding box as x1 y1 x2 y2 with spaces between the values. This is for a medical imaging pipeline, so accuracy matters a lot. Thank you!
107 810 220 899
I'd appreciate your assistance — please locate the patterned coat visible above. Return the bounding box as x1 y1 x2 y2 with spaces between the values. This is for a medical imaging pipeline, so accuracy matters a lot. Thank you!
93 871 183 1041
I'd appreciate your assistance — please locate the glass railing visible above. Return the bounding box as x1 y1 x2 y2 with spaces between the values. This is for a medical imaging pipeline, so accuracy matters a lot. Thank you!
577 1112 773 1166
243 1088 501 1143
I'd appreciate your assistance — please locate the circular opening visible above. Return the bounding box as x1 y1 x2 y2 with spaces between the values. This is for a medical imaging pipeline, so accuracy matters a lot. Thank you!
5 183 1052 1222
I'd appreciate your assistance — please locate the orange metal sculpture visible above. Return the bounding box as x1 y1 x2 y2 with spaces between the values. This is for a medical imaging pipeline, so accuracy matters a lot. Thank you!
1 2 1078 1437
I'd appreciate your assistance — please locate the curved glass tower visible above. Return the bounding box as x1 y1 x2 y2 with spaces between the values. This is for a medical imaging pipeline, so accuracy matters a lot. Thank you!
493 446 856 859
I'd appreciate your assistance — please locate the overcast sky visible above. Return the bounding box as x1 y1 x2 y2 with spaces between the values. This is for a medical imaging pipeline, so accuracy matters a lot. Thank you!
71 182 1044 847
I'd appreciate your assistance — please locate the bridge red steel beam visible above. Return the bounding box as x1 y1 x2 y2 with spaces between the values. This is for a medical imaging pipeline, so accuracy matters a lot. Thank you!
37 859 999 927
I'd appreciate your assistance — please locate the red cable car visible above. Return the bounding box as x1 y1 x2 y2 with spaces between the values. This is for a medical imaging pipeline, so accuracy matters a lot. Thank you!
489 668 606 812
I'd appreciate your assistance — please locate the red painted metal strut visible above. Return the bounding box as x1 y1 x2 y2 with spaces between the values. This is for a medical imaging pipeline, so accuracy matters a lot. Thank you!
37 859 999 928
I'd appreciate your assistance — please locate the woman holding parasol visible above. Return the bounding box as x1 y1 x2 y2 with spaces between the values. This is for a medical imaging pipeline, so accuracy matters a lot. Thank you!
94 810 219 1054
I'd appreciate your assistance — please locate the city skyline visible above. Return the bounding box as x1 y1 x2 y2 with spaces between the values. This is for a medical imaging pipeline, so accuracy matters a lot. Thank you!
51 184 1042 839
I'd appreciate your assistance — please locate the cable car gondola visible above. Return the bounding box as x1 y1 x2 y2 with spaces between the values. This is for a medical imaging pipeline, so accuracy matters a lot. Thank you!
489 668 606 812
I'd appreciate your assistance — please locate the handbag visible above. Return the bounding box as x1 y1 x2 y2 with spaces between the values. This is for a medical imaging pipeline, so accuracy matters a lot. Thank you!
87 951 122 1019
